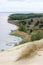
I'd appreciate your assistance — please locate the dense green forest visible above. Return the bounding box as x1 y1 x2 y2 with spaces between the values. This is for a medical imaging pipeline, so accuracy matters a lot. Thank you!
8 13 43 20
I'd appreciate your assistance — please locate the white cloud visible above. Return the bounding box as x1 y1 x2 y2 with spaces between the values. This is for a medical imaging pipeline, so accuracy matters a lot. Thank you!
0 0 43 13
8 0 25 1
0 0 7 3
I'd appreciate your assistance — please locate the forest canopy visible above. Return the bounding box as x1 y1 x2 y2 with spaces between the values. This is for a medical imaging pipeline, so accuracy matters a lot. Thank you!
8 13 43 20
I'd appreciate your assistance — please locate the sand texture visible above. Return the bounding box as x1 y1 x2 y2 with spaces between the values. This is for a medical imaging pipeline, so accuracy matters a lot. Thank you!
0 39 43 65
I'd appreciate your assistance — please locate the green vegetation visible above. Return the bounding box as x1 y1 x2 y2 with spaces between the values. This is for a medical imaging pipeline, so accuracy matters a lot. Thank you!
31 31 43 41
8 13 43 20
31 19 33 22
34 21 39 26
19 23 26 32
20 20 26 25
8 13 43 32
29 28 33 33
8 13 43 44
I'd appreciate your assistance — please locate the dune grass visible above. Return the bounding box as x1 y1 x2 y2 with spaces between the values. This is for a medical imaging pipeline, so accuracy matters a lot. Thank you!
15 39 43 61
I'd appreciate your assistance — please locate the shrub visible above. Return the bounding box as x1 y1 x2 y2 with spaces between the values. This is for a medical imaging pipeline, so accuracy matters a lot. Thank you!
39 24 43 28
34 21 39 26
29 29 33 33
28 21 31 25
31 19 33 22
31 31 43 41
20 21 26 25
19 23 26 32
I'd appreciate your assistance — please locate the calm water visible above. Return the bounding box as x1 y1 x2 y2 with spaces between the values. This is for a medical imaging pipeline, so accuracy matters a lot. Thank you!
0 13 22 50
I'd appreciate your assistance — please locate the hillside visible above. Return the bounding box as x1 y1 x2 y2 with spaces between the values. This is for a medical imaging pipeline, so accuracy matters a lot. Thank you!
8 13 43 44
8 13 43 31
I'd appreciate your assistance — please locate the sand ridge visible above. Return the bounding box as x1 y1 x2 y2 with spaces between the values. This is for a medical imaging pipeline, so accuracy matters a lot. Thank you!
0 39 43 65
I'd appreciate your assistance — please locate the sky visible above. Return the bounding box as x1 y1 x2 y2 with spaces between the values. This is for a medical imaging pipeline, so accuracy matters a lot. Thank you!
0 0 43 13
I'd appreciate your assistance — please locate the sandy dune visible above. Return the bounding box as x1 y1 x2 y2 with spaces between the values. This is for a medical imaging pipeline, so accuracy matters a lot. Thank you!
0 39 43 65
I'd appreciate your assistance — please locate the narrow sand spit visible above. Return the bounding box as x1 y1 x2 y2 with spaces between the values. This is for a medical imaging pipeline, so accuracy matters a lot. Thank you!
0 39 43 65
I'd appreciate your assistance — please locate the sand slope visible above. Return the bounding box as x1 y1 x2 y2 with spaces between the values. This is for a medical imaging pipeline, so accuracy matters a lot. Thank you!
0 39 43 65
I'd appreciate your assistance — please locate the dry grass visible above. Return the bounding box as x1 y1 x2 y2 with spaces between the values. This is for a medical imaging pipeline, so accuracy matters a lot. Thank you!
10 30 31 42
15 39 43 61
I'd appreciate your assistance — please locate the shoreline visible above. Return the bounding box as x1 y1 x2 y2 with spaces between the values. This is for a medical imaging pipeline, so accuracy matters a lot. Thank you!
10 30 31 44
0 17 43 65
8 20 31 44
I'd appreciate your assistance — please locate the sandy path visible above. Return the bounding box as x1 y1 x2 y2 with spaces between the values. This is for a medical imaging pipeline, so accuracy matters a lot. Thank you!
0 39 43 65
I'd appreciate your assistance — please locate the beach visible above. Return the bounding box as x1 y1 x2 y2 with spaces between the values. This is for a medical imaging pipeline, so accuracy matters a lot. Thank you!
0 39 43 65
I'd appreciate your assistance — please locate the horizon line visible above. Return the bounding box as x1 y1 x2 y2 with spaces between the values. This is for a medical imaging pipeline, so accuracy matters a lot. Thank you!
0 12 43 13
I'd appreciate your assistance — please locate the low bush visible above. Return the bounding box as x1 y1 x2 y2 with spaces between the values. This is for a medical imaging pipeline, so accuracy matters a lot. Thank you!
29 29 33 33
31 31 43 41
34 21 39 26
31 19 33 22
19 23 26 32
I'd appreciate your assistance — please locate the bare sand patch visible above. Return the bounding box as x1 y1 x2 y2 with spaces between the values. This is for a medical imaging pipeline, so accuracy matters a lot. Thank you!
10 30 31 42
0 39 43 65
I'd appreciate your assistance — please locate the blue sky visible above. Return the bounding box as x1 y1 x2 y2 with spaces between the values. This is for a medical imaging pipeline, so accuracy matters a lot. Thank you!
0 0 43 13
